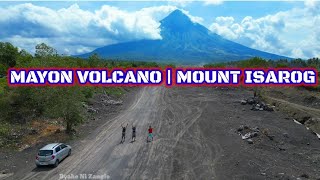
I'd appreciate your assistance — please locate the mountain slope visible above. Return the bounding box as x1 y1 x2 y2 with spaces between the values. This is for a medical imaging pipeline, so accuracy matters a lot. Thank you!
79 10 289 64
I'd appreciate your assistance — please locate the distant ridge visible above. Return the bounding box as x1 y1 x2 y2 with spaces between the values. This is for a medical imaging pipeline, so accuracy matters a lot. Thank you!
78 9 290 64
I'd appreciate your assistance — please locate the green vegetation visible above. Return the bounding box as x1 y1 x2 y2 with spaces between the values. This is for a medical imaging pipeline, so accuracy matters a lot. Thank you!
0 42 19 69
0 42 159 146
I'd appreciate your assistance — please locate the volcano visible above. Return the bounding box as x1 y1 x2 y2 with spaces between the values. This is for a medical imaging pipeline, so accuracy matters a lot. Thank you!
78 10 289 64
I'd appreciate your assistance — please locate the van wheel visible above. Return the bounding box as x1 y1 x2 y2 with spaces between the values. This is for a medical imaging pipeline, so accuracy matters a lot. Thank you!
68 150 71 156
53 160 59 167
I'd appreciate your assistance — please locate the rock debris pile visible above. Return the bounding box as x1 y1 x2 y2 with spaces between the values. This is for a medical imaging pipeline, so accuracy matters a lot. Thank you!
237 125 260 144
240 97 275 111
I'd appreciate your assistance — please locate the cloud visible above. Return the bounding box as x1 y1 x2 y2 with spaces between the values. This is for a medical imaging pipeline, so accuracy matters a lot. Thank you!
180 9 204 23
304 0 319 9
168 0 192 7
291 48 304 58
209 4 320 58
203 0 223 6
0 3 179 55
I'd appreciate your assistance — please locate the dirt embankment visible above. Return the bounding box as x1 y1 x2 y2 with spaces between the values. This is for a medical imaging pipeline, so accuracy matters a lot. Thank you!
260 87 320 134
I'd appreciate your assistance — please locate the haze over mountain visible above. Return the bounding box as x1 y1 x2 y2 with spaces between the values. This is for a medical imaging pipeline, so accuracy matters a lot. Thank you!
79 10 289 64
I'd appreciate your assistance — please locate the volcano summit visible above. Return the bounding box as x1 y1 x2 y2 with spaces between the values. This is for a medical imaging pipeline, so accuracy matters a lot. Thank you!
79 10 289 64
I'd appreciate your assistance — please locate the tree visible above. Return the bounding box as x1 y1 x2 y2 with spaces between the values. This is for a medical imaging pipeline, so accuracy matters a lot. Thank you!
1 87 45 124
35 43 58 58
0 42 19 67
45 87 85 133
239 57 269 68
88 53 101 67
16 49 33 67
307 58 320 69
290 58 306 67
0 64 6 77
203 63 226 68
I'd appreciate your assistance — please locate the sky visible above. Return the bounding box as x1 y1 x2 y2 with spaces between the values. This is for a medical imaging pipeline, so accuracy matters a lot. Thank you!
0 0 319 59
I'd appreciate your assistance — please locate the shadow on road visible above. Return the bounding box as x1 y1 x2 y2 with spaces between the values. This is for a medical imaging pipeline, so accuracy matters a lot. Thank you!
31 166 53 172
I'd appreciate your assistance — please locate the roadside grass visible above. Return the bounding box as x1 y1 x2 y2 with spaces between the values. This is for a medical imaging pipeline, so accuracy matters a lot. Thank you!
0 122 10 138
0 77 6 95
19 119 67 151
103 87 126 97
0 122 25 150
80 87 125 104
0 118 69 151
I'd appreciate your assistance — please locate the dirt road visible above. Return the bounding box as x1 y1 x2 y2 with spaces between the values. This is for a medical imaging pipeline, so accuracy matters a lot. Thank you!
5 87 320 180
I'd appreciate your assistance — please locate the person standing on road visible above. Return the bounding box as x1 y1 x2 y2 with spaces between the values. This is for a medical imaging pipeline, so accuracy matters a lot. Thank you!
121 123 128 143
147 126 153 142
132 125 136 142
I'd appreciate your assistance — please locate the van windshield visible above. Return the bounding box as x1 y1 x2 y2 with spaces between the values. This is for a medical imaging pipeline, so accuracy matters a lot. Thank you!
38 150 53 156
